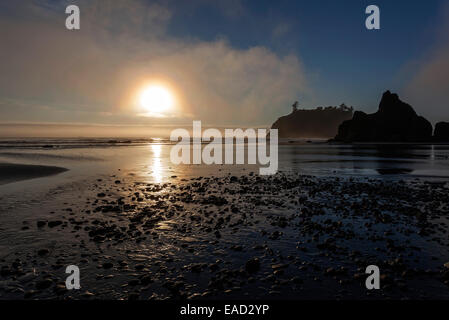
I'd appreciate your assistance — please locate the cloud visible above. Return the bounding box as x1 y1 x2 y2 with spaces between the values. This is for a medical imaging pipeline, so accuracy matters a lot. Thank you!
0 0 308 131
271 23 290 39
403 5 449 124
79 0 172 37
177 0 246 19
208 0 246 18
146 40 306 125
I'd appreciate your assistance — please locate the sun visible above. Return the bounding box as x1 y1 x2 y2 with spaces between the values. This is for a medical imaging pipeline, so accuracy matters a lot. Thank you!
139 85 174 115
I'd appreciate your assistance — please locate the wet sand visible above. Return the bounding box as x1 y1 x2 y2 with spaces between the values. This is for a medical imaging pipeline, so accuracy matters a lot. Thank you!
0 163 68 185
0 172 449 300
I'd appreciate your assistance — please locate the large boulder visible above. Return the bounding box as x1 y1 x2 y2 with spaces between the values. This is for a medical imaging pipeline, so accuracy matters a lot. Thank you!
334 91 433 142
434 122 449 141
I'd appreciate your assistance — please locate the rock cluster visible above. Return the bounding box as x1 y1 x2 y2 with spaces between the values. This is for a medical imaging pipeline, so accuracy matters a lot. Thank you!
334 91 433 142
1 173 449 300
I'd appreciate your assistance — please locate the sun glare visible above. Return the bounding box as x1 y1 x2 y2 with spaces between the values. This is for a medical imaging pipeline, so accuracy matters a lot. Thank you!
139 85 174 115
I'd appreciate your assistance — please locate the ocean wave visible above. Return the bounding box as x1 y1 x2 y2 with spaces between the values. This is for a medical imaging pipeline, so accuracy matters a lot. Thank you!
0 138 173 149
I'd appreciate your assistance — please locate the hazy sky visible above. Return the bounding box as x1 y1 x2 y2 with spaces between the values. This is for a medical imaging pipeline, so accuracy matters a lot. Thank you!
0 0 448 137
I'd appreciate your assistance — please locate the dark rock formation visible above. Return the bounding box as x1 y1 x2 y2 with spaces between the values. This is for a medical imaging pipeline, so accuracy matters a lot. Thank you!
434 122 449 141
334 91 433 142
271 105 353 138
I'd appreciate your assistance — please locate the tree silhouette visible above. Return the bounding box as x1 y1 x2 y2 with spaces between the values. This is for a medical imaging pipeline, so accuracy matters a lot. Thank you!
292 101 298 112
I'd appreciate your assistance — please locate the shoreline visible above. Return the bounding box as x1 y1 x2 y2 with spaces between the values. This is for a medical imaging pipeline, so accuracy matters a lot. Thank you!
0 163 68 185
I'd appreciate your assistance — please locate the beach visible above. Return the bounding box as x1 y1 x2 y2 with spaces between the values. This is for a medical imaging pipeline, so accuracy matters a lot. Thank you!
0 140 449 300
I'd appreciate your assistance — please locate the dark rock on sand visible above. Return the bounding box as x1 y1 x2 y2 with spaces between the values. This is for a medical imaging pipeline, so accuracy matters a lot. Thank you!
334 91 433 142
36 279 53 290
48 220 62 228
245 258 260 273
37 249 50 256
128 279 139 286
140 275 153 285
24 290 37 299
0 266 11 276
36 220 47 228
434 122 449 141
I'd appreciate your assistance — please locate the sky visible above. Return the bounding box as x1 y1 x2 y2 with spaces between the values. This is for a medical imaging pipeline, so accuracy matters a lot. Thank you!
0 0 448 137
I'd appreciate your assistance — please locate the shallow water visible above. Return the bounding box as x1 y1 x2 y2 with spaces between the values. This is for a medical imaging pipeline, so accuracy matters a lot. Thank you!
1 140 449 189
1 140 448 234
1 140 449 218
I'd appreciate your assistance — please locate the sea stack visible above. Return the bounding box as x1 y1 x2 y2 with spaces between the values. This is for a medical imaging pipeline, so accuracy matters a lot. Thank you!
271 104 353 138
334 91 433 142
434 122 449 142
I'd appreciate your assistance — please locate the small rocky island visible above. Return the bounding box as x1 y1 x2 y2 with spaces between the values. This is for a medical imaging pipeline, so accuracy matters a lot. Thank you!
334 91 433 142
271 102 354 138
434 122 449 142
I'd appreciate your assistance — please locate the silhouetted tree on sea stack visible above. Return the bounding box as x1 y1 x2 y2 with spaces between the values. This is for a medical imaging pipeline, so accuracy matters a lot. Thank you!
292 101 298 113
271 102 354 138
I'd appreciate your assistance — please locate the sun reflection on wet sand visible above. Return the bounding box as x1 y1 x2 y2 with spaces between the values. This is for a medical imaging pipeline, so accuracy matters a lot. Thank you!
151 144 163 183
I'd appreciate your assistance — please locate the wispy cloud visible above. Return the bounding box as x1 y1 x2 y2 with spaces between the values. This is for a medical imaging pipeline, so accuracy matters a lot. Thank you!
403 3 449 124
0 0 308 132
